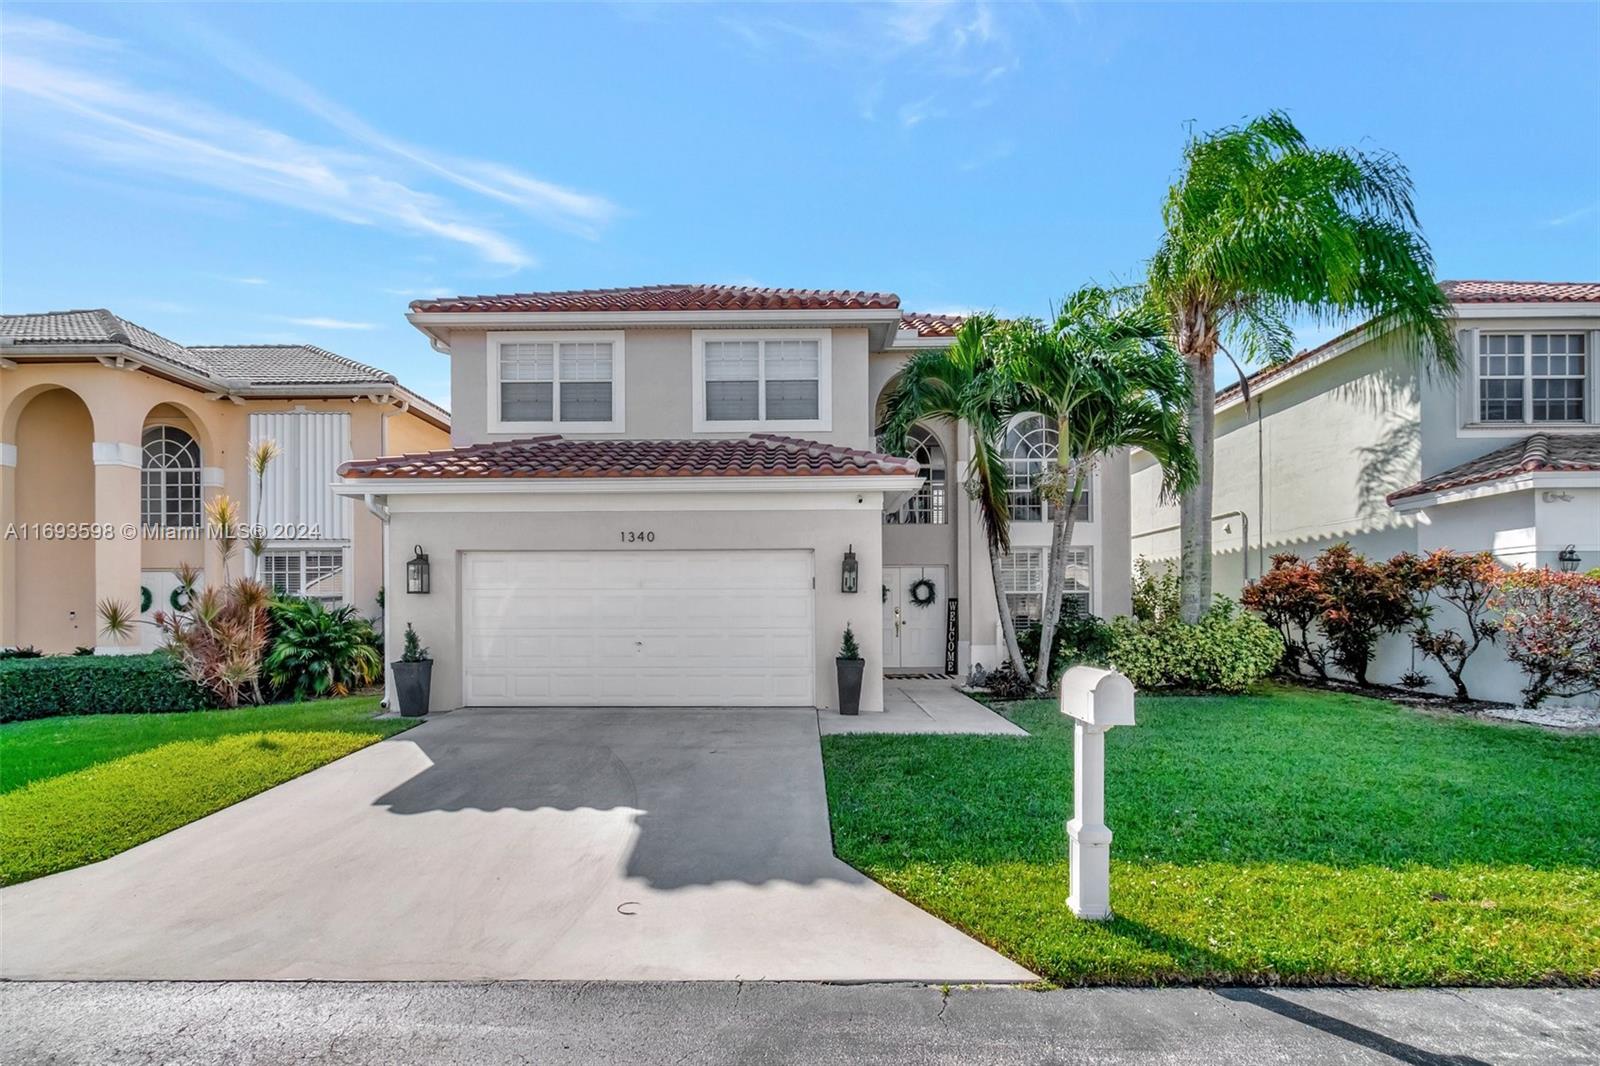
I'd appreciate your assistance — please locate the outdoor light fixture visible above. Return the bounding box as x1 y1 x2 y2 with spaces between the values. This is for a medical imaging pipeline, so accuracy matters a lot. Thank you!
406 545 431 594
841 545 859 593
1558 544 1581 573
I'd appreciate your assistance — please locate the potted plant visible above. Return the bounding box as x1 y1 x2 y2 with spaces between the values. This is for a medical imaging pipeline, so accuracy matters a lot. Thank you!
836 624 864 716
392 623 432 717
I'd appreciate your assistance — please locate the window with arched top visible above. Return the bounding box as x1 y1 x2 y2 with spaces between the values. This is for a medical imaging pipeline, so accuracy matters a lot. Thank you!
886 425 946 525
1002 414 1090 523
141 425 201 528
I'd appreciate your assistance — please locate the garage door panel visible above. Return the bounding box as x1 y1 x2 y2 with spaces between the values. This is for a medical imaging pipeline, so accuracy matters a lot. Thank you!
461 550 815 707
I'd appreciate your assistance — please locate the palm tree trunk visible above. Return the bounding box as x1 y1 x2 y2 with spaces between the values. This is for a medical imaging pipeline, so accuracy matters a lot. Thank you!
988 545 1029 678
1031 466 1084 693
1179 350 1215 623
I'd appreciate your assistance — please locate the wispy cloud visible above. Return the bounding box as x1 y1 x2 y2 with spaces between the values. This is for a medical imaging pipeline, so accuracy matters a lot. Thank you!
0 15 620 268
279 316 378 331
226 276 270 286
1542 203 1598 228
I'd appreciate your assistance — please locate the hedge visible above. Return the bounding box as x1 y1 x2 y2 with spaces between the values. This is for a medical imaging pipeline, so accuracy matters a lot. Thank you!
1108 599 1284 694
0 653 214 722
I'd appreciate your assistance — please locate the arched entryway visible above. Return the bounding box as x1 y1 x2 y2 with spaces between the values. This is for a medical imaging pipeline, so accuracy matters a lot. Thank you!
12 388 96 652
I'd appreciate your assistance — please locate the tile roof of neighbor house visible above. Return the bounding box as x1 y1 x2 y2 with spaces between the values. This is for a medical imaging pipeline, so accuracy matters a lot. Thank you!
1387 432 1600 503
0 310 403 388
900 312 965 338
339 434 919 480
408 283 902 315
1216 280 1600 405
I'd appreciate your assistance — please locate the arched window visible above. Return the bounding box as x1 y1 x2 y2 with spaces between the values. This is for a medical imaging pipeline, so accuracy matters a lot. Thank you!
141 425 201 528
1001 414 1091 523
887 425 946 525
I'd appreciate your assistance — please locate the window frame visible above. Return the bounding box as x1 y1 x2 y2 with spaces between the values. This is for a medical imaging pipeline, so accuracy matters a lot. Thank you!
140 423 203 529
885 423 946 525
258 547 348 606
691 329 832 433
487 330 626 434
1002 413 1092 524
998 546 1095 627
1469 329 1595 428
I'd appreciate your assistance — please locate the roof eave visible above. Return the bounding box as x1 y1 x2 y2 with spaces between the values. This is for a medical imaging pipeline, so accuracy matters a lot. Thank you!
407 307 906 351
1387 469 1600 512
333 473 925 496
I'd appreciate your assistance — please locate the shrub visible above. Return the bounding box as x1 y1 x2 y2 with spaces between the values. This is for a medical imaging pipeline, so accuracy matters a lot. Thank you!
981 660 1034 700
157 578 272 708
0 646 43 661
1312 545 1413 686
1108 599 1283 694
1490 568 1600 708
1017 614 1114 686
1240 553 1328 678
1390 549 1504 701
0 653 213 722
1131 557 1181 623
264 597 382 702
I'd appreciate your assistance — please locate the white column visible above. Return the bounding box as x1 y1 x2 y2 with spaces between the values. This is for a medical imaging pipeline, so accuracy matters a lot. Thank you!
1066 722 1113 919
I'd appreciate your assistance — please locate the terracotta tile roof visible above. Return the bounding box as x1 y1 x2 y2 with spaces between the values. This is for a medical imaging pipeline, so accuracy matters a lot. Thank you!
1215 321 1368 404
1387 432 1600 503
408 283 901 315
339 434 919 480
1440 280 1600 303
900 312 965 338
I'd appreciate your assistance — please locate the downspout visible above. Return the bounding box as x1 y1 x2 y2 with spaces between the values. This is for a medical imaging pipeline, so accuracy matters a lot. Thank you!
363 492 393 709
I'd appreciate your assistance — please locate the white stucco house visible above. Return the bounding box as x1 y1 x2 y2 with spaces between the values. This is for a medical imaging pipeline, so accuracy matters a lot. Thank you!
337 284 1131 713
1130 280 1600 705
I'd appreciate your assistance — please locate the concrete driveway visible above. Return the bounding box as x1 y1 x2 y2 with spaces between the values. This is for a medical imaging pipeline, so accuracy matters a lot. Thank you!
0 707 1032 982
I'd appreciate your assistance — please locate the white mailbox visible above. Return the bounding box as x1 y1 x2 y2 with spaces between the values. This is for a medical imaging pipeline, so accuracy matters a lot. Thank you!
1060 666 1136 920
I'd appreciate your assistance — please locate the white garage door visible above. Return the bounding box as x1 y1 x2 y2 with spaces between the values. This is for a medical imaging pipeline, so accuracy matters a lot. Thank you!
461 550 815 706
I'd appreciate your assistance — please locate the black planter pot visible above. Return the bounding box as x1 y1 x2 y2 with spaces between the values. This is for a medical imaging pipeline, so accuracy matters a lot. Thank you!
836 657 864 716
392 659 433 717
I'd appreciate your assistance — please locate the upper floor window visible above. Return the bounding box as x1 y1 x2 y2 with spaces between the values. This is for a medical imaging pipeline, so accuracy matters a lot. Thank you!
141 425 201 528
999 547 1093 627
1002 414 1091 523
885 425 945 525
1478 332 1587 424
490 331 625 432
692 330 832 432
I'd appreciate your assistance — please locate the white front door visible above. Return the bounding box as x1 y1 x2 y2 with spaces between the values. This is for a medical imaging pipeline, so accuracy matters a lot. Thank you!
461 550 815 706
881 565 947 673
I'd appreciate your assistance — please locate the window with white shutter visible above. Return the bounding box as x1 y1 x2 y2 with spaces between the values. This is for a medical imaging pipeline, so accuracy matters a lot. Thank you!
693 330 832 431
489 332 625 431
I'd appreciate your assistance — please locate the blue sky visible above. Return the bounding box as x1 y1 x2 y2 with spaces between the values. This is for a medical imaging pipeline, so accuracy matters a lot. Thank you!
3 2 1597 409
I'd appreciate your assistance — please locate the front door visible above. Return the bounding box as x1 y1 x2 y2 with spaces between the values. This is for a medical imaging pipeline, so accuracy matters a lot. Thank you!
881 565 947 673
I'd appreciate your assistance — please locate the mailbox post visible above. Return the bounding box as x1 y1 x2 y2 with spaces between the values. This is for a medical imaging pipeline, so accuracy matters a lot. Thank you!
1059 665 1136 920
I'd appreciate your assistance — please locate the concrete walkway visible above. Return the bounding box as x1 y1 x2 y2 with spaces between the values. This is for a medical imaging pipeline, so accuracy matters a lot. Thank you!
4 981 1595 1065
0 706 1030 983
819 678 1028 735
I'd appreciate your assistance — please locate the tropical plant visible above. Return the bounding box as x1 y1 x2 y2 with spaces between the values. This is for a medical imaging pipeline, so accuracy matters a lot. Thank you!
1241 553 1329 678
1490 568 1600 708
246 439 281 579
264 597 381 701
880 313 1030 678
1131 557 1182 625
0 646 43 660
205 494 245 581
1390 549 1503 701
155 577 272 708
1313 544 1413 686
1147 111 1456 623
95 597 139 646
1003 285 1196 689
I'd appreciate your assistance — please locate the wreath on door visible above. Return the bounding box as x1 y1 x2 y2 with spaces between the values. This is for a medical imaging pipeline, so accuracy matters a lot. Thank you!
908 577 937 607
140 586 153 614
169 585 192 613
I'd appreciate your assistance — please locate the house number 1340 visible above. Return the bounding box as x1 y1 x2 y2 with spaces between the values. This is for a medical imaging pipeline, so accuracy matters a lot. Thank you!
619 531 656 543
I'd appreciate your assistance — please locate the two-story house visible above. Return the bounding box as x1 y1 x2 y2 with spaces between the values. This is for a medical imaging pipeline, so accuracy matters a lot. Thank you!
1 310 450 653
1130 280 1600 705
338 284 1131 713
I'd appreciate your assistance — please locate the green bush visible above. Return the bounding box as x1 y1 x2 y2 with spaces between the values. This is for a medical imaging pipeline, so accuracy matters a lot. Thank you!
264 597 381 701
0 653 214 723
1017 614 1115 685
1108 599 1283 693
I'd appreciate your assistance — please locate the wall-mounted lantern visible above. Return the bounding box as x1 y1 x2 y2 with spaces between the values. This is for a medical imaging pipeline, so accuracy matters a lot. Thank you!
841 545 859 594
1558 544 1581 573
406 545 432 594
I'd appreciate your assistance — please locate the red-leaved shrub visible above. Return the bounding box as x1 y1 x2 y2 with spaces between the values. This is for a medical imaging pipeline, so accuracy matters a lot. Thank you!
1490 568 1600 708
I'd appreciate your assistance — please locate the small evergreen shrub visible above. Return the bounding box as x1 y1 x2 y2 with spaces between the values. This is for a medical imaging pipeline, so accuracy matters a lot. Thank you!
0 653 214 722
839 625 861 660
1108 599 1282 694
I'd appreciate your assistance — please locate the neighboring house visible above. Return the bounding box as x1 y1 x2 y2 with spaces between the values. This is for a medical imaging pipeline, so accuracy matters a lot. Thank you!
337 284 1131 713
0 310 450 654
1130 280 1600 705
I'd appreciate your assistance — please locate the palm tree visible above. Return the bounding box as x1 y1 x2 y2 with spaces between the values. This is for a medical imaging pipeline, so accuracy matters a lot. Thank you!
1005 286 1197 690
1148 111 1456 623
880 314 1030 679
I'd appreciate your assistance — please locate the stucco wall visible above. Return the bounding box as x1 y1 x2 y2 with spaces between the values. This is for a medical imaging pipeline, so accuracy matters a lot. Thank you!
384 491 888 712
11 388 96 651
447 327 873 450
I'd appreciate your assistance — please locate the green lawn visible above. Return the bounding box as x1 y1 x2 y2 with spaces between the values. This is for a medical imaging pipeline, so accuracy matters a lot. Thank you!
822 684 1600 987
0 696 414 885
